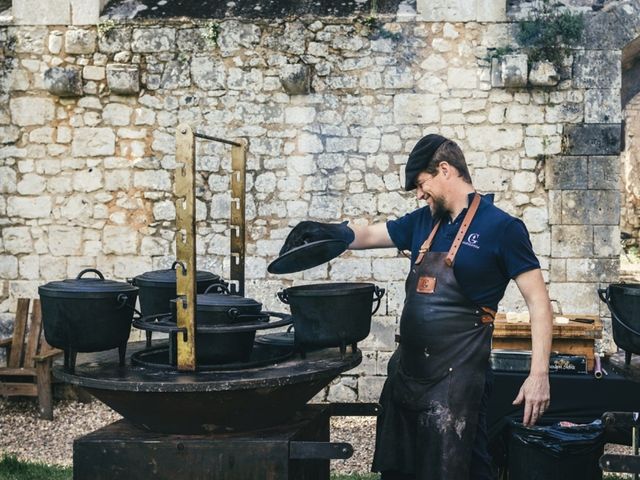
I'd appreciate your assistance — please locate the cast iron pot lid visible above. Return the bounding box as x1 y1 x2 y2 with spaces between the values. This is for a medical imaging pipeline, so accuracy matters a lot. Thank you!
132 261 221 288
39 269 137 299
267 239 348 275
171 293 262 312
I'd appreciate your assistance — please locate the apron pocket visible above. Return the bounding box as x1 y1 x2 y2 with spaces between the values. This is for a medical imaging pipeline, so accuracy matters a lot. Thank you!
392 367 451 411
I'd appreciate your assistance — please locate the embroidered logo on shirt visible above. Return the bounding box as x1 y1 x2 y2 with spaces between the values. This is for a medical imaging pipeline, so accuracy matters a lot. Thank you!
463 233 480 249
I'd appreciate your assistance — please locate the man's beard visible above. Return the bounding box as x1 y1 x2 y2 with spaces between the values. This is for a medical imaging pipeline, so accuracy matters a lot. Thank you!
429 195 449 222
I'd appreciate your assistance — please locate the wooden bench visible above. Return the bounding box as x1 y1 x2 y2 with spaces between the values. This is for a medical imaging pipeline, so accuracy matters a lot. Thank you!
0 298 62 420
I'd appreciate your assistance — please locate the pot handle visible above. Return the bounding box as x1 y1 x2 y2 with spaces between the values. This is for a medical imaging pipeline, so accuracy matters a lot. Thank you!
116 293 143 320
597 287 609 305
76 268 105 280
371 286 386 316
172 261 187 275
204 283 230 294
227 307 239 320
277 290 289 304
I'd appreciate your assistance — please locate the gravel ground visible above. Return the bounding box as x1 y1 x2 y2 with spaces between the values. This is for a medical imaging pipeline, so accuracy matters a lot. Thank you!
0 397 634 476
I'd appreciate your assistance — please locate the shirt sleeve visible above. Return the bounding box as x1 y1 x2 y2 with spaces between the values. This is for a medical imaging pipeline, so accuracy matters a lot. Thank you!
499 219 541 279
386 211 417 251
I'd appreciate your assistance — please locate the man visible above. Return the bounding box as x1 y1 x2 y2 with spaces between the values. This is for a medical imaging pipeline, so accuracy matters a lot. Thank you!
279 134 552 479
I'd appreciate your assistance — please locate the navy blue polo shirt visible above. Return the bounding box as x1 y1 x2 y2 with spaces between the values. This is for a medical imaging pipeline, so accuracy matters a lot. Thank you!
386 193 540 311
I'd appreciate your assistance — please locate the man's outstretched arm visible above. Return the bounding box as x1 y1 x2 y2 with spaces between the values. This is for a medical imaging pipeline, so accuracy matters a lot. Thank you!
349 223 396 250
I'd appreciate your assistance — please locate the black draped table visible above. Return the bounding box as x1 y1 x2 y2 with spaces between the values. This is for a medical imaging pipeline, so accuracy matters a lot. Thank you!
487 352 640 469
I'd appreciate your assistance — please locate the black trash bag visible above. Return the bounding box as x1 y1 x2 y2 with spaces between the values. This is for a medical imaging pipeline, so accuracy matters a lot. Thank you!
508 419 604 480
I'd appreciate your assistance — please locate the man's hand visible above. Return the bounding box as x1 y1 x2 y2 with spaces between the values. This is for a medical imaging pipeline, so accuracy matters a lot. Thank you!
279 221 355 256
512 372 550 426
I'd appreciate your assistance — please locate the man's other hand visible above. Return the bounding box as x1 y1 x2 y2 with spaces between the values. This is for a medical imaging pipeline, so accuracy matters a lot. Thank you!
512 372 550 426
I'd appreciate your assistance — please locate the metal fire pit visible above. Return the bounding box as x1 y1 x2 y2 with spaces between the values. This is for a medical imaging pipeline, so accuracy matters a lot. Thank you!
54 341 362 434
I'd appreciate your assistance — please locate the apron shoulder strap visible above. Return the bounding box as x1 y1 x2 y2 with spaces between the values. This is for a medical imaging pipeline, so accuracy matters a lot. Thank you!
445 193 481 267
414 220 441 266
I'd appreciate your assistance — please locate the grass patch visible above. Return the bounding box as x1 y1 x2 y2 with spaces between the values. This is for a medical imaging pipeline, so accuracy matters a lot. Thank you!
0 455 71 480
331 475 380 480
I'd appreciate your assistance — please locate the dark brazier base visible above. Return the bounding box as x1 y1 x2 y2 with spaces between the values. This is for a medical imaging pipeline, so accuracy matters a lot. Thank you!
74 405 333 480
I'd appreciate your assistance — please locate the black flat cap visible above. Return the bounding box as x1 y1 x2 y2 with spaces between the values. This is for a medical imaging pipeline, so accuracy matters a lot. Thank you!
404 134 448 191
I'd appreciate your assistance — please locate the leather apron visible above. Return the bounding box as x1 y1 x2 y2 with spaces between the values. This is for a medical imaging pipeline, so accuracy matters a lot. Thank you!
373 194 495 480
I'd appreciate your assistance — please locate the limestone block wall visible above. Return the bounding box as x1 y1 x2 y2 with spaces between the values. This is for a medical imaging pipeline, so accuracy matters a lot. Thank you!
0 4 637 398
622 93 640 245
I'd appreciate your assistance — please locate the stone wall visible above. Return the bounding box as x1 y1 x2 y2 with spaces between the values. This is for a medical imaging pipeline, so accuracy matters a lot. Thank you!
622 93 640 246
1 1 639 399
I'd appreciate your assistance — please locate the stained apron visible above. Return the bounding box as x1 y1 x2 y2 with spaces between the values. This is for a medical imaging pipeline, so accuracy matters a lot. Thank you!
373 193 495 480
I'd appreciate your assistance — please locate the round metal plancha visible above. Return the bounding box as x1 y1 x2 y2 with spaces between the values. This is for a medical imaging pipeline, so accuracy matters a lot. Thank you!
54 341 362 434
277 282 385 351
38 269 138 371
267 239 348 274
133 311 293 367
131 261 224 318
599 283 640 365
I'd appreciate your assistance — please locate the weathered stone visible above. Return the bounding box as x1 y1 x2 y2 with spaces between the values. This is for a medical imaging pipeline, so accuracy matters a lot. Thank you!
102 103 132 126
132 28 175 53
594 225 620 257
326 379 357 402
549 282 599 314
13 0 70 25
44 67 83 97
358 376 386 402
588 156 619 190
279 64 311 95
160 60 191 89
512 171 537 192
562 124 622 156
218 20 261 53
566 258 619 283
70 0 104 25
72 128 116 156
153 200 175 221
297 133 323 154
133 170 171 191
0 256 18 280
0 127 20 144
98 28 131 53
191 57 226 90
9 97 55 126
2 227 32 254
175 28 208 52
73 169 103 192
466 126 523 151
573 50 621 89
103 226 137 254
447 67 477 89
17 173 46 195
545 156 588 189
584 89 622 124
528 61 558 87
18 255 39 280
48 226 82 255
65 28 97 54
551 225 593 258
309 195 341 219
360 316 396 351
394 94 439 124
106 64 140 95
83 66 105 81
561 190 619 225
7 196 52 218
491 54 528 88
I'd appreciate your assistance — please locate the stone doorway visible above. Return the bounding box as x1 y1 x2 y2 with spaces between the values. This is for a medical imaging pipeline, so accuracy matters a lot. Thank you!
621 35 640 282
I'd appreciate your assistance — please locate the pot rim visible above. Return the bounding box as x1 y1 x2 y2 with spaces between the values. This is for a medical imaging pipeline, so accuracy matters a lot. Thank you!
132 265 221 288
284 282 375 297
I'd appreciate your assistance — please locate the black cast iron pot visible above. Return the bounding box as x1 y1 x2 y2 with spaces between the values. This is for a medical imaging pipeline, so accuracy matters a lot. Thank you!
130 261 224 318
39 269 139 370
277 282 385 350
170 285 264 364
598 283 640 365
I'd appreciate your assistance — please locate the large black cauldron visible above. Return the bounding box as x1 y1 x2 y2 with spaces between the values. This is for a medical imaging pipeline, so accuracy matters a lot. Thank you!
169 286 264 364
277 282 385 351
131 262 223 317
39 269 138 370
599 283 640 365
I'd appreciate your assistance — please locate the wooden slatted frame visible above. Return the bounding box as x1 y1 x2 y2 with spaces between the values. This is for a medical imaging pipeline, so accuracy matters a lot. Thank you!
0 299 62 420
